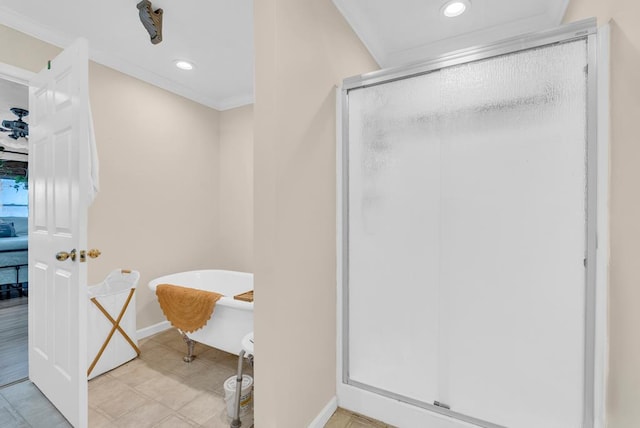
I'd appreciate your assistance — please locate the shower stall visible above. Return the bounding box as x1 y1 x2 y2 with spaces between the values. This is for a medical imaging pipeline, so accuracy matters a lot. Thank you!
338 19 605 428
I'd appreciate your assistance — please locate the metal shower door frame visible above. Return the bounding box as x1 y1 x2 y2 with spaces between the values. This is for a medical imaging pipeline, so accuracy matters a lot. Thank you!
340 18 599 428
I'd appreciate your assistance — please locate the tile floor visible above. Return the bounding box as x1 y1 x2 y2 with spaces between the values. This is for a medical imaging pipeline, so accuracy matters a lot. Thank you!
0 328 389 427
325 408 395 428
0 380 71 427
89 328 252 427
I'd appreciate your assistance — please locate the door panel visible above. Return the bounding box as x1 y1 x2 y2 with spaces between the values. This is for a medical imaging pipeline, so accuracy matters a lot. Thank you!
28 38 89 428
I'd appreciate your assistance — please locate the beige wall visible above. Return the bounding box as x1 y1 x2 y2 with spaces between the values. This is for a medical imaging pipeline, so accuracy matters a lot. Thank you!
88 63 220 329
253 0 377 426
565 2 640 427
218 105 254 272
0 25 61 72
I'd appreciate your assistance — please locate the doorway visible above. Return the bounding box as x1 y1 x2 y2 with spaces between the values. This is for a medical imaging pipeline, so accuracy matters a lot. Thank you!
0 76 29 388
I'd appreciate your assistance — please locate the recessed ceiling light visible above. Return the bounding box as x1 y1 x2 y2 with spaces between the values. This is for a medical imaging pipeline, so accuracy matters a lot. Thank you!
442 0 470 18
175 60 194 70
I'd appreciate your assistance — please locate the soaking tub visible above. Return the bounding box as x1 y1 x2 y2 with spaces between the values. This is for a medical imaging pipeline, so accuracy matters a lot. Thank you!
148 270 253 360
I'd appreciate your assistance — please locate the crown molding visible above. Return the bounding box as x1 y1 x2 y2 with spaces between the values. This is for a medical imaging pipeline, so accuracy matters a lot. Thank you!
216 93 254 111
384 13 551 68
0 62 34 86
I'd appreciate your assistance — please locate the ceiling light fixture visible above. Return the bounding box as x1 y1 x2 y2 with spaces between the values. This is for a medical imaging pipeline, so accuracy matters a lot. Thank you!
442 0 469 18
175 60 194 70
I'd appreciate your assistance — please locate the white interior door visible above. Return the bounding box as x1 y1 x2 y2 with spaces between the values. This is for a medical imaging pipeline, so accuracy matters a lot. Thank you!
28 39 90 428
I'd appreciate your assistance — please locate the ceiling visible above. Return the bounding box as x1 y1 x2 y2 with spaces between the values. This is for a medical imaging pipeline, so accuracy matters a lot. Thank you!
0 0 253 111
332 0 570 68
0 1 568 112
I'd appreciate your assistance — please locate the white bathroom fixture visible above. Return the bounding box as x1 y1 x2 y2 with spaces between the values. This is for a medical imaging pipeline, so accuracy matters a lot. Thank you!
148 269 254 360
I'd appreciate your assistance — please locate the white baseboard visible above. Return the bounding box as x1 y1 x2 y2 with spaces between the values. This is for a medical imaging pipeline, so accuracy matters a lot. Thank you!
137 320 171 340
308 396 338 428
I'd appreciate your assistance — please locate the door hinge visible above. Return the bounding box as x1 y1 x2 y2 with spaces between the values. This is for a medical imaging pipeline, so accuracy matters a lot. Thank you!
434 401 450 410
584 258 587 267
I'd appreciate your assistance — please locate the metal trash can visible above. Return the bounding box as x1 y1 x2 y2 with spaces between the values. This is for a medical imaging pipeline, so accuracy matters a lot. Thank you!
87 269 140 379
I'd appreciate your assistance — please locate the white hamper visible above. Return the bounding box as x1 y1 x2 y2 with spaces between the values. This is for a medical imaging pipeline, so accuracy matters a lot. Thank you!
87 269 140 380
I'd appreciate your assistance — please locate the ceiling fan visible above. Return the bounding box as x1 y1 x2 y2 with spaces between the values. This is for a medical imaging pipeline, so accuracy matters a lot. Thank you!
0 107 29 140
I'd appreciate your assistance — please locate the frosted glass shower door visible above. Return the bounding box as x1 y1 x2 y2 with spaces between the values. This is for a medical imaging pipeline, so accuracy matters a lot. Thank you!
348 74 444 403
346 39 590 428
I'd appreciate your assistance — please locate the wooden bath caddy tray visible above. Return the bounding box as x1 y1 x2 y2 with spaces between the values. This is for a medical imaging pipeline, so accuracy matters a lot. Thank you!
233 290 254 302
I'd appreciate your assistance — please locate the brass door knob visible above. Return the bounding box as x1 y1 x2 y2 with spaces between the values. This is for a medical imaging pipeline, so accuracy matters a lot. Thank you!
56 249 76 262
87 249 101 259
80 248 102 263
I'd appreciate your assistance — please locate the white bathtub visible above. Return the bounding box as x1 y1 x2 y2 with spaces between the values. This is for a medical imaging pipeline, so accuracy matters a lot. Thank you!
148 270 253 357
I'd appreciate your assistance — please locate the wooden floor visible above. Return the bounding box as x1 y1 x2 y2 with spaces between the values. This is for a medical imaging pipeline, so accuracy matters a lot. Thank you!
0 299 28 387
0 295 27 310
